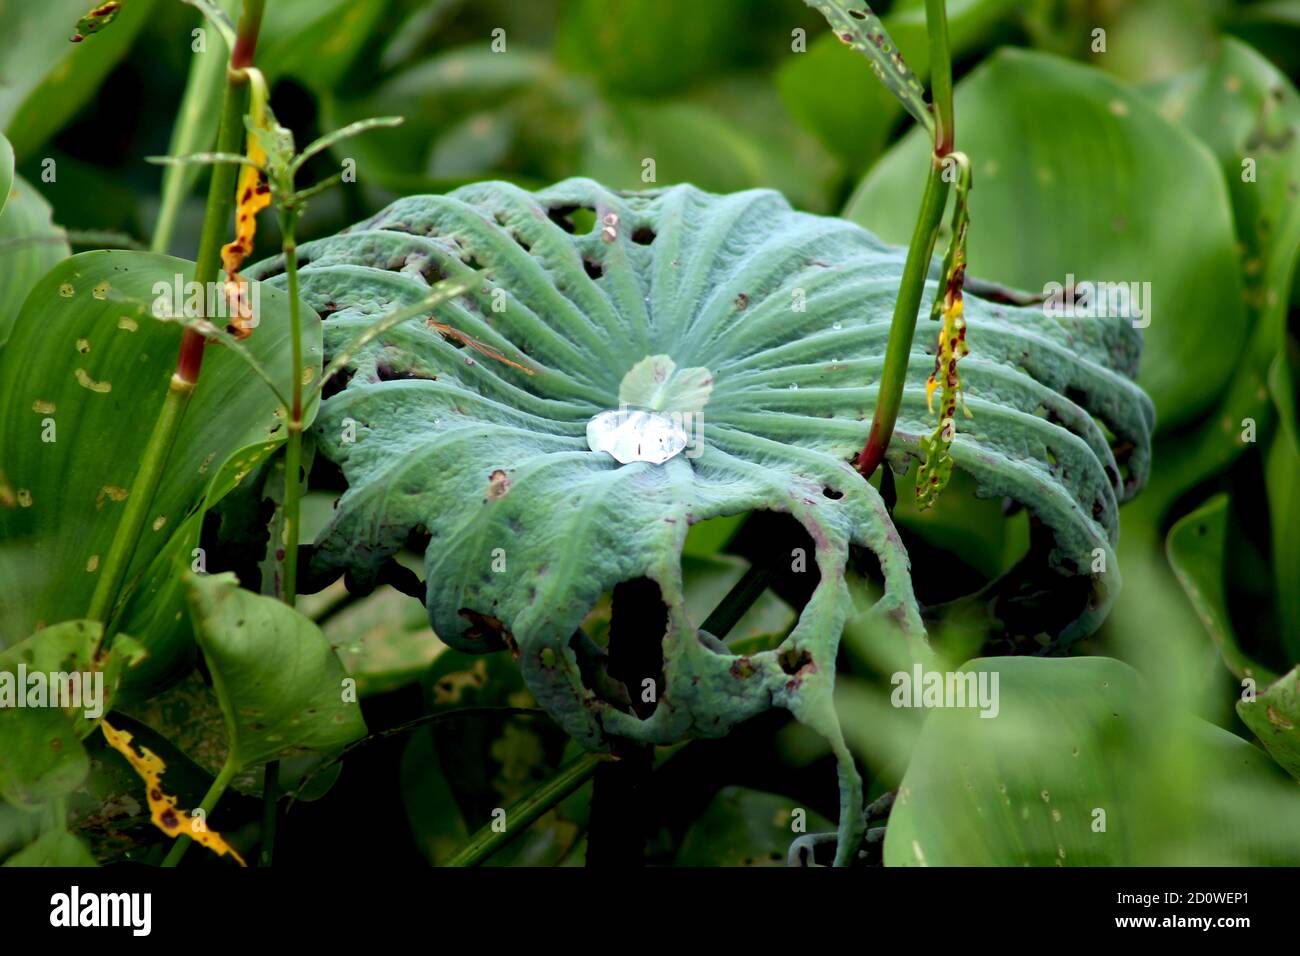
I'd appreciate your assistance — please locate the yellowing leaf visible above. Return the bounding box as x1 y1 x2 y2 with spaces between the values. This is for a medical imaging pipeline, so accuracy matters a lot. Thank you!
100 719 246 866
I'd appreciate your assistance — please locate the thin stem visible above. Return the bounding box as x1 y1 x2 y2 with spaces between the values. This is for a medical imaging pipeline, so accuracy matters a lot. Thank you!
855 0 958 479
160 759 238 867
281 213 304 607
854 162 950 479
86 376 195 623
258 759 280 866
443 753 603 867
86 63 250 630
926 0 955 156
701 562 772 639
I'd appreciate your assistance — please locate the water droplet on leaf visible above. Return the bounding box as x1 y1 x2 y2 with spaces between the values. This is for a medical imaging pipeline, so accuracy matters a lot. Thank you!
587 408 688 465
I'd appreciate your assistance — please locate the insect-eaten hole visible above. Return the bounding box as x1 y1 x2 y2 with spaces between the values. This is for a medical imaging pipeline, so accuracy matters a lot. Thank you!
778 647 814 677
724 510 821 611
821 486 843 500
376 360 436 382
631 226 655 245
319 366 355 401
546 203 596 235
583 258 604 280
571 577 667 720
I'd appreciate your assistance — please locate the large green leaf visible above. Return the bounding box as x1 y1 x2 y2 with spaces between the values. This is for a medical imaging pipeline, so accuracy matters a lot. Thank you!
884 657 1300 865
0 252 321 677
247 178 1151 863
185 572 367 771
1136 38 1300 509
846 48 1246 430
0 0 159 161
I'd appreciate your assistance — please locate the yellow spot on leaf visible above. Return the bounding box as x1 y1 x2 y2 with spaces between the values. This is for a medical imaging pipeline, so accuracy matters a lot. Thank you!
17 489 33 508
96 485 129 510
74 368 111 393
86 554 99 572
76 338 91 354
92 281 110 300
59 283 75 298
152 514 167 531
100 720 246 866
32 400 56 414
117 316 138 332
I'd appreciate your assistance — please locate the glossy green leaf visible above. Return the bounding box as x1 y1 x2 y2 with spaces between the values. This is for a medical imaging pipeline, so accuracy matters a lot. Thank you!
1237 666 1300 780
0 172 69 343
1166 495 1278 683
2 829 97 867
846 48 1246 430
185 572 367 771
1268 351 1300 658
676 786 832 866
247 178 1151 862
0 252 321 680
884 657 1300 865
1136 39 1300 508
0 0 159 161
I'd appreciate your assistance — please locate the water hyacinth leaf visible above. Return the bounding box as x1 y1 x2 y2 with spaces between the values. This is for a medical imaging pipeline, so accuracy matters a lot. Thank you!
1237 665 1300 781
1166 495 1277 685
675 786 832 866
185 572 367 771
884 657 1300 866
247 178 1151 863
800 0 934 134
2 829 97 867
0 0 159 161
1137 39 1300 509
0 252 320 666
847 49 1245 431
0 131 12 215
0 172 70 344
0 620 142 740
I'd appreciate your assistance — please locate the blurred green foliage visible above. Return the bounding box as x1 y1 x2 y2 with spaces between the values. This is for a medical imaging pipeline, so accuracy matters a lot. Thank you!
0 0 1297 867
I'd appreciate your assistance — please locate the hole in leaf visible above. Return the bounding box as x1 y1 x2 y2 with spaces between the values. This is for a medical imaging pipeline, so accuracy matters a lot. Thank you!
583 258 604 280
631 226 655 245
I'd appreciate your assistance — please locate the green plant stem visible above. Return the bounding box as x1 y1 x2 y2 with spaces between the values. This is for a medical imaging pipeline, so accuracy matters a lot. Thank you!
85 59 250 631
926 0 955 156
855 0 957 480
281 214 304 608
443 753 603 867
855 163 950 479
86 376 195 623
160 759 238 867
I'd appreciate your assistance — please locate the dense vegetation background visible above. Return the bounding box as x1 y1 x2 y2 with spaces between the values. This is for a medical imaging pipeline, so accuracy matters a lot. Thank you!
2 0 1298 866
